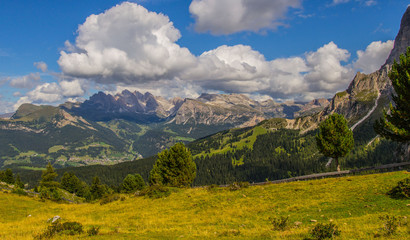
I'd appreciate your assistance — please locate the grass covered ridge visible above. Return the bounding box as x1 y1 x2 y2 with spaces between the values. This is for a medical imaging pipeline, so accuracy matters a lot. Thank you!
1 171 409 239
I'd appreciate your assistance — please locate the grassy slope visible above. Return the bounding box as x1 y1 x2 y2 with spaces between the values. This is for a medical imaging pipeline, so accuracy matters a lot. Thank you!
1 171 409 239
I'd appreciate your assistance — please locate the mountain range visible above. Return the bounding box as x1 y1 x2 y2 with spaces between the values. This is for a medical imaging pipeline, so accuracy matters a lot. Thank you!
1 7 409 177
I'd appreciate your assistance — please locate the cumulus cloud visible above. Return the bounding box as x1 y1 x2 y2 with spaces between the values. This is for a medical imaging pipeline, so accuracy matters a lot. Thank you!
189 0 301 35
34 61 48 72
9 73 41 89
56 2 391 103
58 2 195 84
13 80 86 110
354 40 394 74
60 79 86 97
305 42 354 93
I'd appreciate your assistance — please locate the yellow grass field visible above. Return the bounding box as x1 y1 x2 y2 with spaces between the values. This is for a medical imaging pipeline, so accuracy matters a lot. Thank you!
1 171 409 239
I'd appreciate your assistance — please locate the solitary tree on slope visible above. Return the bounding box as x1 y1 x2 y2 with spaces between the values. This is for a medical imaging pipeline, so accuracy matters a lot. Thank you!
316 113 354 172
149 142 196 187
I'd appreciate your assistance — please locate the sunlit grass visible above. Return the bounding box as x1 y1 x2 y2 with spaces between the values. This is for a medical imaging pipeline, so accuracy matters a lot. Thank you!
1 171 409 239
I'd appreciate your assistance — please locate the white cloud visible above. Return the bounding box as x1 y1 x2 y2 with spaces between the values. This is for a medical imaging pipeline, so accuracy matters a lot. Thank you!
189 0 301 35
60 79 86 97
354 40 394 74
184 42 354 100
34 61 48 72
304 42 355 93
58 2 196 84
13 80 87 110
9 73 41 89
56 2 389 103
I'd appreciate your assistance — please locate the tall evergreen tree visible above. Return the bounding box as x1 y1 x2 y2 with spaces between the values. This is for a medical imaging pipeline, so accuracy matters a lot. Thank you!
60 172 81 193
3 169 14 184
15 174 24 189
316 113 354 172
40 162 59 189
90 176 109 200
375 47 410 142
149 142 196 187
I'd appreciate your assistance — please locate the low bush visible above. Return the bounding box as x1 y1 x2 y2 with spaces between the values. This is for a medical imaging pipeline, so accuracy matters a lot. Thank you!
35 220 83 239
138 185 171 199
374 215 402 237
270 216 289 231
309 222 340 240
87 226 100 236
206 184 221 193
387 177 410 199
100 194 120 205
12 188 28 196
228 181 250 191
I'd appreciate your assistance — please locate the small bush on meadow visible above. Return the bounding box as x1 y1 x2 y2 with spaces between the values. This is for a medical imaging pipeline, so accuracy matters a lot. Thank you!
138 185 171 199
387 177 410 199
374 215 402 237
100 194 120 205
308 222 340 240
12 188 28 196
87 226 100 236
35 220 83 239
270 216 289 231
39 188 62 202
228 181 250 191
206 184 221 193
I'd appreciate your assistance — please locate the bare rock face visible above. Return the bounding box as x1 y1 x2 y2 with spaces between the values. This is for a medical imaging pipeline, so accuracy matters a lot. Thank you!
384 6 410 66
290 6 410 131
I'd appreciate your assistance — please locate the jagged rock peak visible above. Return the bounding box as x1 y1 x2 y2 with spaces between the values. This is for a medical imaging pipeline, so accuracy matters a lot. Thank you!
384 6 410 66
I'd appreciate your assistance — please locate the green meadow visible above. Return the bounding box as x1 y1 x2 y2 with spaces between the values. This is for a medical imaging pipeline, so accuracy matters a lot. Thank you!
0 171 409 239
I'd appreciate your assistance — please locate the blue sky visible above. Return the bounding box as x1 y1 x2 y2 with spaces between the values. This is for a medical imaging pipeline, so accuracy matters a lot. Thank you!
0 0 408 113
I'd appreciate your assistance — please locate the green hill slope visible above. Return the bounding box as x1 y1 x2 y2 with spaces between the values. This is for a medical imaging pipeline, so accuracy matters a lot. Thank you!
1 171 409 239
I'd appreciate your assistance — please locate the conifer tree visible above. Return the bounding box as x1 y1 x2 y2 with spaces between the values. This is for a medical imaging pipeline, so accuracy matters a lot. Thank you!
40 162 59 189
375 47 410 142
316 113 354 171
3 169 14 184
15 174 24 189
149 142 196 187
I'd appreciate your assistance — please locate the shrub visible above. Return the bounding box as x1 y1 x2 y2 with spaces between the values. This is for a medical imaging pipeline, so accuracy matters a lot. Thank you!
228 181 250 191
139 185 171 199
121 173 145 193
100 194 120 205
309 222 341 240
206 184 221 193
387 177 410 199
39 188 62 202
35 220 83 239
376 215 401 236
12 188 28 196
270 216 289 231
87 226 100 236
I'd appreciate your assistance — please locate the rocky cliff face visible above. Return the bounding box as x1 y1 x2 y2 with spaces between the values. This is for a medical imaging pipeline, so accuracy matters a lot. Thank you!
66 90 328 127
288 6 409 132
384 7 410 66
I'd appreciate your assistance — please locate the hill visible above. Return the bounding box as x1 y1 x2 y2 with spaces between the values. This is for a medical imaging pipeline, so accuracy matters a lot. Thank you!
1 171 409 239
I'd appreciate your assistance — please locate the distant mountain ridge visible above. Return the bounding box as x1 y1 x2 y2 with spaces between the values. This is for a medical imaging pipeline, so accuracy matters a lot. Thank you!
65 89 328 127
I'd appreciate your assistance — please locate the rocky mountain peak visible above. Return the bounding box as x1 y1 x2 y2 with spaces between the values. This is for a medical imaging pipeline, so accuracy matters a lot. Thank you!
384 6 410 66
